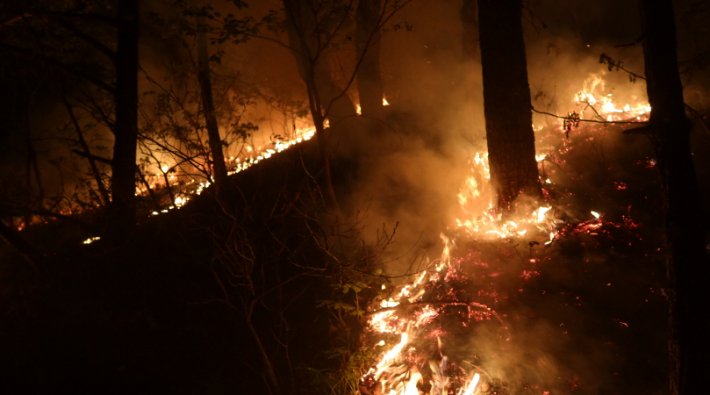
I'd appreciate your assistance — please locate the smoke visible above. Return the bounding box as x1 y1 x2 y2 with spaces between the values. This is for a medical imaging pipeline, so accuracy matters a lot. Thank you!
2 0 704 391
330 0 652 264
316 1 675 394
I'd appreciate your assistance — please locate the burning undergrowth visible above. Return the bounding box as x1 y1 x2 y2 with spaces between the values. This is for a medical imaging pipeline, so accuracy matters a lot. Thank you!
352 80 669 395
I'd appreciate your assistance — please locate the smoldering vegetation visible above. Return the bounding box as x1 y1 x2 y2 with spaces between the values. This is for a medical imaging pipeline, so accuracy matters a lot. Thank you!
436 122 669 394
327 1 706 394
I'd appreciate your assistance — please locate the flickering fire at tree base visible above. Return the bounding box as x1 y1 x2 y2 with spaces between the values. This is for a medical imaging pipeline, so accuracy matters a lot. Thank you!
49 69 652 252
354 74 653 395
68 69 661 394
75 72 657 395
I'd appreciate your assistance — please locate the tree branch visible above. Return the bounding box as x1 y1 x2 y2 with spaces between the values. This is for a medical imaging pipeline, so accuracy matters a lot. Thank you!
54 18 117 64
532 107 649 125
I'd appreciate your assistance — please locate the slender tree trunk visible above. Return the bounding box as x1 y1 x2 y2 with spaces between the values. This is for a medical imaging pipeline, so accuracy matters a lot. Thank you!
356 0 383 119
305 65 341 213
111 0 139 239
282 0 357 127
282 0 349 212
639 2 710 394
477 0 541 211
314 57 358 128
196 19 229 193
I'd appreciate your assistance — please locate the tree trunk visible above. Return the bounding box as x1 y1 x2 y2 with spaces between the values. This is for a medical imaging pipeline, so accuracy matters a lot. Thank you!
196 18 229 194
110 0 139 239
460 0 478 61
305 63 341 213
639 1 710 394
314 57 358 129
282 0 351 212
282 0 357 128
477 0 541 211
356 0 383 119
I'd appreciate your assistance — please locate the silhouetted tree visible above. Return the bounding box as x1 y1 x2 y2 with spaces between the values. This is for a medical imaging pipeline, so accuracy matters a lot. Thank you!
0 1 142 239
0 4 124 225
110 0 140 239
477 0 541 211
638 1 710 394
282 0 357 211
195 15 229 194
281 0 409 212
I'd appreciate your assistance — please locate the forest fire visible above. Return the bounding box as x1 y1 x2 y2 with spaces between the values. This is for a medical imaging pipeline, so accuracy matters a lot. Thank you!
139 95 393 217
357 78 651 395
360 237 496 395
137 126 316 215
573 74 651 122
127 71 650 393
2 1 707 394
455 150 554 239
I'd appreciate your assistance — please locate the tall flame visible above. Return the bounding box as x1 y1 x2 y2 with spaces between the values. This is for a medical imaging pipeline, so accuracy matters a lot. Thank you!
459 373 480 395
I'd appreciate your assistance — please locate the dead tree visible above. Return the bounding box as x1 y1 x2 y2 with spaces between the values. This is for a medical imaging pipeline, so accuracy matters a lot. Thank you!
638 1 710 394
477 0 541 211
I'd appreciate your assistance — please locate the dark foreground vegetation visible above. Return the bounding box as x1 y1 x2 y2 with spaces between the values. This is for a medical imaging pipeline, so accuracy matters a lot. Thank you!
1 137 354 394
2 109 705 395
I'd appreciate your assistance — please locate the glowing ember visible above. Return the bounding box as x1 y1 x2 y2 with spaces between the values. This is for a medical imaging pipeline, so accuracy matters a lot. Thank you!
174 195 188 208
362 226 498 394
544 231 556 246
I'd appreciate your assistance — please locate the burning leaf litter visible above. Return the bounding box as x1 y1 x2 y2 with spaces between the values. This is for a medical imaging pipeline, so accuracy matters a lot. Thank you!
73 73 655 393
358 74 651 394
135 96 386 221
139 126 316 217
